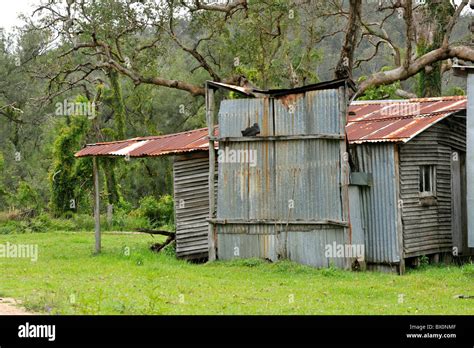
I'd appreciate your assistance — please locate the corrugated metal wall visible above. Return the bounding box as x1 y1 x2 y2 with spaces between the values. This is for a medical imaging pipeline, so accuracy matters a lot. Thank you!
216 87 350 268
354 144 400 263
174 152 213 259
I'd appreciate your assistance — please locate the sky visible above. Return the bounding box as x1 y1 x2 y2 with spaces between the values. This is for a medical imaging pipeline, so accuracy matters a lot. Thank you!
0 0 37 32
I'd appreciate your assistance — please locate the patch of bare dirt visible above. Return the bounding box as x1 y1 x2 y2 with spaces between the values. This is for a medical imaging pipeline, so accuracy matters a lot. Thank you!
0 298 36 315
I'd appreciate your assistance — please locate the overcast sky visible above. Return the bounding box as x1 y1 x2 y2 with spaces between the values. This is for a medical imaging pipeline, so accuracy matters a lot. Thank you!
0 0 37 32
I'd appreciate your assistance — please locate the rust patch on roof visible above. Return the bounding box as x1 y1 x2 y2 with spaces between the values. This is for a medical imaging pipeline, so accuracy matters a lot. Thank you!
276 93 304 110
346 96 466 144
75 127 218 158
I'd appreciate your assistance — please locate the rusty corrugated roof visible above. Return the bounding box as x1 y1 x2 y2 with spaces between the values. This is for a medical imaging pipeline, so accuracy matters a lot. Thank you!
75 96 467 158
75 127 217 158
347 96 466 144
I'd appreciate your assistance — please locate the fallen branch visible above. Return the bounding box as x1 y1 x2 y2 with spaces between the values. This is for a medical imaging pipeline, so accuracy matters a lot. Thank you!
150 235 175 253
135 228 176 253
135 228 175 237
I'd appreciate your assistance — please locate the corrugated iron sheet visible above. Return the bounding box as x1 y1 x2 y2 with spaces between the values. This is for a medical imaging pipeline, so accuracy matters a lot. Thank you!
216 84 350 268
355 144 400 263
75 127 217 158
347 96 466 144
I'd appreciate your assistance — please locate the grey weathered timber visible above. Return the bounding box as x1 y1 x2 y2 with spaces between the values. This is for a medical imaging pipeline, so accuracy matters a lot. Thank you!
206 84 217 261
468 72 474 247
93 156 101 254
399 120 465 257
451 151 463 254
174 152 215 259
394 145 405 274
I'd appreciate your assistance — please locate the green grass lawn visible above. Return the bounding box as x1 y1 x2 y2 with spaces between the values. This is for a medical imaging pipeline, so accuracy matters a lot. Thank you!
0 232 473 315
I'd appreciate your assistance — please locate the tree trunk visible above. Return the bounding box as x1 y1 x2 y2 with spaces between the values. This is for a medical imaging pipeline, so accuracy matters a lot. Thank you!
102 158 120 205
108 70 126 140
415 0 454 97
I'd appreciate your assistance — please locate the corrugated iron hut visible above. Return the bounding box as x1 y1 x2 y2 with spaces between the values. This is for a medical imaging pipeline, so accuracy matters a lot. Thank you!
75 128 217 260
347 96 473 272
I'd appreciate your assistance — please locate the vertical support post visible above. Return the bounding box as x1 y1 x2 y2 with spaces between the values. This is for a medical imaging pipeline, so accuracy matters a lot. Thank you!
106 204 113 225
339 86 351 270
206 83 217 261
394 145 405 275
467 73 474 248
93 156 101 254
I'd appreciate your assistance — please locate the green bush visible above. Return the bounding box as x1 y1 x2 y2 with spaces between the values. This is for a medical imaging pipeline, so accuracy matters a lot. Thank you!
419 255 430 268
107 210 151 232
0 221 20 234
71 214 95 231
16 181 42 212
137 195 174 227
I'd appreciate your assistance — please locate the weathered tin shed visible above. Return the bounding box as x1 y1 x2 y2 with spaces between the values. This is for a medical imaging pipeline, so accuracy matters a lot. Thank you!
205 78 356 269
347 96 473 272
75 127 217 260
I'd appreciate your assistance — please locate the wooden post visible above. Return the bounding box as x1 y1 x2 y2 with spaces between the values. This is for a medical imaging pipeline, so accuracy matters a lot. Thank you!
106 204 113 225
339 86 351 270
206 83 217 261
93 156 101 254
394 145 405 275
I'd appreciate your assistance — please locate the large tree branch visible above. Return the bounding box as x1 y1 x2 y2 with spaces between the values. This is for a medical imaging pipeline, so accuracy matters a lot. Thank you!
182 0 247 14
358 45 474 95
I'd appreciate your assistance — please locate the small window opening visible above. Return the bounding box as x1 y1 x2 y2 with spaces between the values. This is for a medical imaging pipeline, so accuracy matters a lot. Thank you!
419 165 436 196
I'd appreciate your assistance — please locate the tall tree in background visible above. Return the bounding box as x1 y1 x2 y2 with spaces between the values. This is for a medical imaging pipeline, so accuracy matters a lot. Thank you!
338 0 473 97
414 0 455 97
29 0 474 100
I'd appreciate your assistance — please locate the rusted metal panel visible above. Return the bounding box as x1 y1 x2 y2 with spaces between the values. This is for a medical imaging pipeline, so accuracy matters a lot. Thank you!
207 78 354 98
354 144 400 263
75 127 217 158
347 97 466 144
273 89 341 136
248 141 277 221
217 141 250 222
215 81 351 268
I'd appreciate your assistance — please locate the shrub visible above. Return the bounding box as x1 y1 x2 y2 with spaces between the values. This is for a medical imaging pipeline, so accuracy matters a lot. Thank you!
71 214 95 231
137 195 174 227
0 221 20 234
419 255 430 268
16 181 42 212
108 210 151 232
